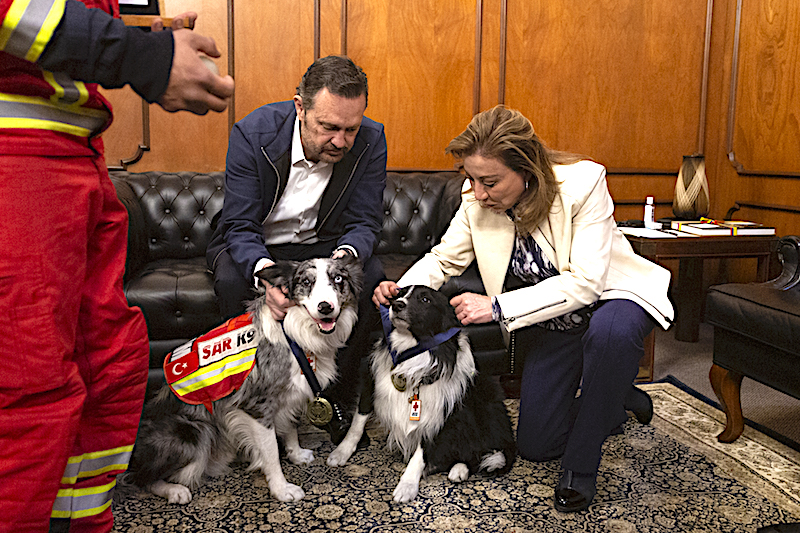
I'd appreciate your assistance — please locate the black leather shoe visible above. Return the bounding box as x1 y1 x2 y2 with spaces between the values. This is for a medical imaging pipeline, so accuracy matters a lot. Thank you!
554 470 596 513
626 386 653 425
555 487 590 513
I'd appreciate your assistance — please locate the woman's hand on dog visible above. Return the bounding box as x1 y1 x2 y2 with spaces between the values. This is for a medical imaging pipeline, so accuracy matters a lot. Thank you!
261 281 295 320
373 280 400 307
450 292 493 325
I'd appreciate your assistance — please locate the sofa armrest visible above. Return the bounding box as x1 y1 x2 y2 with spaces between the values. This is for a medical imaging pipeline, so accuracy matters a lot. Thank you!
768 235 800 290
110 175 148 282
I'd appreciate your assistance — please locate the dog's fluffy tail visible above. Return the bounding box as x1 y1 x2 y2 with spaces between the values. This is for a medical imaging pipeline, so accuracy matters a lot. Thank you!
479 437 516 476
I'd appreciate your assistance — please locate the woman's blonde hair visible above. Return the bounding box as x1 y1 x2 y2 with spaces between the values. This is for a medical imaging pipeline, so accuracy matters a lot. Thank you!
446 106 583 234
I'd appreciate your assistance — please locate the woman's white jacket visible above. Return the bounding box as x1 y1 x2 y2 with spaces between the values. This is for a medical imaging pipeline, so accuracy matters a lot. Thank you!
398 160 675 332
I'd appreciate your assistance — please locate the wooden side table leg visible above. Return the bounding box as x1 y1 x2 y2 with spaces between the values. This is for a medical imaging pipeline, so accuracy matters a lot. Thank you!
709 363 745 443
635 330 655 383
675 257 703 342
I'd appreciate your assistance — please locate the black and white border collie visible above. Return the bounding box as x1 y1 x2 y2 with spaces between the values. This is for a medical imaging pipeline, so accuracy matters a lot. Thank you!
327 285 516 502
124 256 362 503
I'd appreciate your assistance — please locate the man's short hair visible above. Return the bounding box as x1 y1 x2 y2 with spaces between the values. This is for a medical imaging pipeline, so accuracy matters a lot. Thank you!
296 55 368 110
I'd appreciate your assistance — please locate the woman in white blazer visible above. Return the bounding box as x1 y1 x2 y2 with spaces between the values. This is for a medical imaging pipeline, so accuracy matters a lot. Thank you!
374 106 674 512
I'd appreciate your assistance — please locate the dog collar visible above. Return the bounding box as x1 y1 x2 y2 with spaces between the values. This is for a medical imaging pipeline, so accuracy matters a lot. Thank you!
379 305 462 366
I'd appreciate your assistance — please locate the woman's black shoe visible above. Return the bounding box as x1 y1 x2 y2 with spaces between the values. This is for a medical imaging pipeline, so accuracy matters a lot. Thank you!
625 386 653 424
555 487 590 513
554 470 596 513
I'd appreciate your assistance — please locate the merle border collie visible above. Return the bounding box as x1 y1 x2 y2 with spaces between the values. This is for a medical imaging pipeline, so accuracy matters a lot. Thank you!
123 256 362 503
327 285 516 502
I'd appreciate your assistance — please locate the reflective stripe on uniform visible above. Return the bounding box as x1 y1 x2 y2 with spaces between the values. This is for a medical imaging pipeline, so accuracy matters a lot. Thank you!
60 445 134 485
43 71 89 106
0 0 65 62
0 91 108 136
172 348 257 396
51 480 115 519
51 445 133 519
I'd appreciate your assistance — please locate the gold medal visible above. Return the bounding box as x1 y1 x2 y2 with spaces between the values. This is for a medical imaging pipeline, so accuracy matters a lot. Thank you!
391 374 407 392
307 396 333 426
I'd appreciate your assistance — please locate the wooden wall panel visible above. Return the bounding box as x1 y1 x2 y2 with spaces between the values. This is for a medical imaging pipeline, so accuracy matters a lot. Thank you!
709 0 799 241
319 0 344 57
503 0 708 171
102 0 230 172
729 0 800 174
479 0 503 111
233 0 316 121
345 0 477 169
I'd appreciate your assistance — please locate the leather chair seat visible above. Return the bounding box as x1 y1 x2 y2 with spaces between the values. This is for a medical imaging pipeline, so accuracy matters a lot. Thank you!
706 283 800 357
706 235 800 443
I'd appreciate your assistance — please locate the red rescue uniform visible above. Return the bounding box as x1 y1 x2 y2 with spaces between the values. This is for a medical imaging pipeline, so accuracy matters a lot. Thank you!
0 1 149 531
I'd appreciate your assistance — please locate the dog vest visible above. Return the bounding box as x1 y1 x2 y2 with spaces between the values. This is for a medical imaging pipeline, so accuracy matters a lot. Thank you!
164 313 258 413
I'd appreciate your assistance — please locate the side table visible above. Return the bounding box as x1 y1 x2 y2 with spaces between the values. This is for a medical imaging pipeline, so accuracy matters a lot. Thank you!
626 234 779 382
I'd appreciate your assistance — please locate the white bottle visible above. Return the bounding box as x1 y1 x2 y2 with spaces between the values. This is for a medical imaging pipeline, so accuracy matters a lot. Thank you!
644 196 661 229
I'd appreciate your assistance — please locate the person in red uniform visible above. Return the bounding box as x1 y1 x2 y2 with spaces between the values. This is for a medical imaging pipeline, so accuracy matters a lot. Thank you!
0 1 234 532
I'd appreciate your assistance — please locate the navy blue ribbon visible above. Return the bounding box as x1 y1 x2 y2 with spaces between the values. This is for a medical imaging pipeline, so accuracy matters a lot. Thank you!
379 305 461 366
281 322 323 395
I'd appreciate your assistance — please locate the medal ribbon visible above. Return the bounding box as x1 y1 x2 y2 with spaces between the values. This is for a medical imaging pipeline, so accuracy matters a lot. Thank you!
379 305 462 366
281 322 324 396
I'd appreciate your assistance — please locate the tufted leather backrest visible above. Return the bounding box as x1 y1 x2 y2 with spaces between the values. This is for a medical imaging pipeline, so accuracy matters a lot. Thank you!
111 171 225 261
112 169 465 266
379 171 465 255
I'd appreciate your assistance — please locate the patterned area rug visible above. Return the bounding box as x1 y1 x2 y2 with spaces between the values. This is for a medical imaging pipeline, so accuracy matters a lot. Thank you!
112 382 800 532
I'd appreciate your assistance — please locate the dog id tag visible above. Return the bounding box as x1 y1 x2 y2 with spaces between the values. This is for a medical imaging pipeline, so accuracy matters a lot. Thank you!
409 394 421 421
307 396 333 426
391 373 407 392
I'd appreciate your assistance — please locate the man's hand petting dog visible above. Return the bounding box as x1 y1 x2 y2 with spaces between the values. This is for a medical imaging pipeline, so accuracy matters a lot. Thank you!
260 280 295 320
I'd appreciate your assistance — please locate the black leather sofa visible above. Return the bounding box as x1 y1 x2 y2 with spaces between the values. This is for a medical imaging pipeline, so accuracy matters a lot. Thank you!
706 235 800 443
110 170 512 393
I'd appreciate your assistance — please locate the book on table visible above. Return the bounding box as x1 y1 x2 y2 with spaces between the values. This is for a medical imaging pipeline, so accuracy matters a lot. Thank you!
670 219 776 236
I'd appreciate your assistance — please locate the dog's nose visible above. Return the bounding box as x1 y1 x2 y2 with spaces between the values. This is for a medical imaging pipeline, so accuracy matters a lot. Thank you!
392 300 405 312
318 302 333 315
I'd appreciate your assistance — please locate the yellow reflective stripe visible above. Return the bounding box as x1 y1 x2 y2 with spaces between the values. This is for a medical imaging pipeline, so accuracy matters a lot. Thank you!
0 0 32 51
0 0 65 62
27 0 63 61
0 116 89 136
44 71 90 106
51 480 115 519
173 349 257 396
0 91 108 136
60 445 134 484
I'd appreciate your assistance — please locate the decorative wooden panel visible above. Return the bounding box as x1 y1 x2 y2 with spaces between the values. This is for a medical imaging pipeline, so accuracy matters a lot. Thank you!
345 0 478 169
101 0 230 172
728 0 800 175
234 0 316 122
503 0 708 171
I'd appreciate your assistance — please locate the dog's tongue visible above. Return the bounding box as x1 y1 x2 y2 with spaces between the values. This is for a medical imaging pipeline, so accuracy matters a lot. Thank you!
315 317 336 332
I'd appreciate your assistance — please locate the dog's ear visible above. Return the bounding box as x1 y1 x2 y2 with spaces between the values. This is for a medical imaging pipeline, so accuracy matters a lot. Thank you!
255 260 300 290
442 298 461 330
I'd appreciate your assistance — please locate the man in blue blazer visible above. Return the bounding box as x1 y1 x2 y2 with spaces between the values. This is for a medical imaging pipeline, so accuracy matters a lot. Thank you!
207 56 387 441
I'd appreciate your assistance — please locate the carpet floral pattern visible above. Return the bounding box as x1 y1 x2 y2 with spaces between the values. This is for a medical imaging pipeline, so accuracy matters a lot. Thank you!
112 382 800 532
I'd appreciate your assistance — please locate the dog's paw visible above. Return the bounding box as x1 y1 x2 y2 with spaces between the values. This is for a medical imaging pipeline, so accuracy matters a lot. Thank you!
270 481 305 502
149 480 192 505
392 480 419 503
448 463 470 483
326 443 356 467
286 447 315 465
